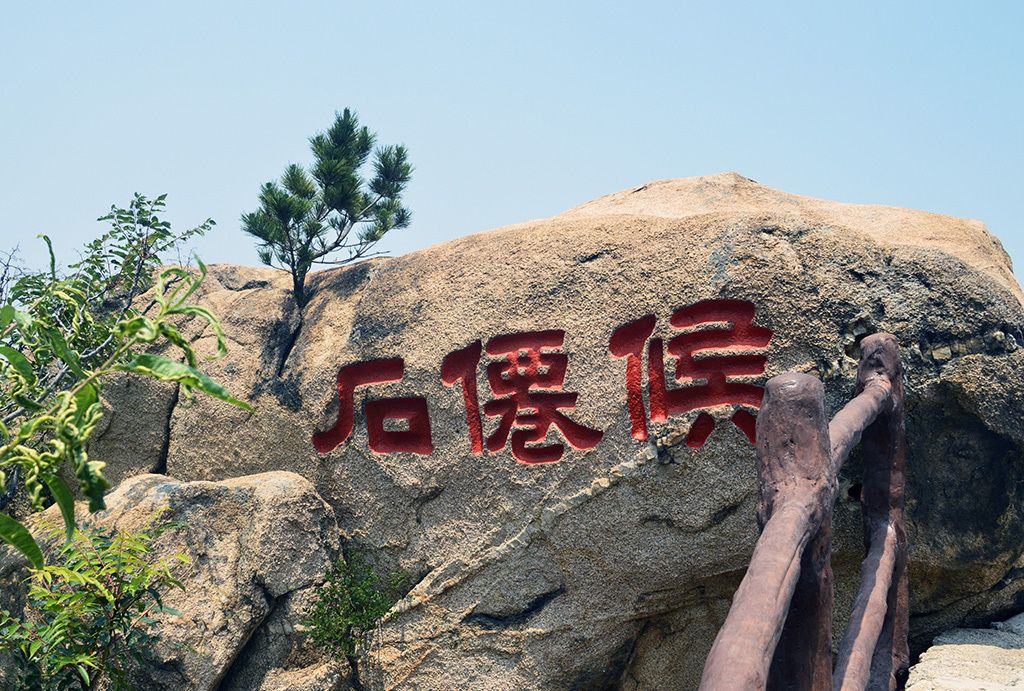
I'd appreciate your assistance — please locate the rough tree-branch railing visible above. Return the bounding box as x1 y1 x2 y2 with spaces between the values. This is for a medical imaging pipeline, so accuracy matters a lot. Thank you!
699 333 908 691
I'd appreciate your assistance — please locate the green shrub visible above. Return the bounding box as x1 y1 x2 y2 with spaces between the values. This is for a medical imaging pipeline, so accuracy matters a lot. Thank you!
0 517 186 690
304 550 404 659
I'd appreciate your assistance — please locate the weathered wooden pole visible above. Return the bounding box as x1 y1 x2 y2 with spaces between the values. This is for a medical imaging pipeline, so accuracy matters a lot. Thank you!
834 333 907 691
700 373 834 691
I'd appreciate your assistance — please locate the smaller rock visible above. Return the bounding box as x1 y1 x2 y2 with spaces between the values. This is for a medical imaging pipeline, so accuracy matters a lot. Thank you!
907 614 1024 690
0 472 345 691
992 612 1024 636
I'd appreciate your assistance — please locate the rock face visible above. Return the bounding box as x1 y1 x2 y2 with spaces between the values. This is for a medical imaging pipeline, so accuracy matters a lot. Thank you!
0 472 345 690
907 613 1024 689
95 173 1024 689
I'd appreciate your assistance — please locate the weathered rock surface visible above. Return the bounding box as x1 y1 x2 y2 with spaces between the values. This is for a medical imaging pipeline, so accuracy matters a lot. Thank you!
98 173 1024 689
89 373 178 485
907 613 1024 690
0 472 345 690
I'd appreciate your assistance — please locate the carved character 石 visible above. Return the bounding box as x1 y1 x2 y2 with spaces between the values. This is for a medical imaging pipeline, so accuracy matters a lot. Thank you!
313 358 433 455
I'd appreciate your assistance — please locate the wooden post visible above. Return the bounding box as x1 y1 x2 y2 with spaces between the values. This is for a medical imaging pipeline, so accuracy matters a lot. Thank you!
700 374 834 690
861 334 908 689
834 333 907 691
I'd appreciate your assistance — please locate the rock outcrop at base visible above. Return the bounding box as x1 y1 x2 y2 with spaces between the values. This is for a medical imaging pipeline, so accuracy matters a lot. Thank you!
0 472 346 690
907 613 1024 690
89 173 1024 689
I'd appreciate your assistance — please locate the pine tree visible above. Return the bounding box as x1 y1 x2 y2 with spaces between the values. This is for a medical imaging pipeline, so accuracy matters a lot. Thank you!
241 109 413 307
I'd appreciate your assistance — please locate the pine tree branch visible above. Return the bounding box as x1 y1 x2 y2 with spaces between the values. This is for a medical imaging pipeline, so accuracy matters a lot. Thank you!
313 250 389 265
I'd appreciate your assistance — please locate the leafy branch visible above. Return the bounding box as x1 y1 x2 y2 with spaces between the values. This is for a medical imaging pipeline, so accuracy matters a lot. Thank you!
304 550 405 662
0 196 245 568
0 517 187 690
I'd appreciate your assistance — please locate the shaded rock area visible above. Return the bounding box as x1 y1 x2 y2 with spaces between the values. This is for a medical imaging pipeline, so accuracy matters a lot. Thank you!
0 472 347 690
907 613 1024 689
87 173 1023 689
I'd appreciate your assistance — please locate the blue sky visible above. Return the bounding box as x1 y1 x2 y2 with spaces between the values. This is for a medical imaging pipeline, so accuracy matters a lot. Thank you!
2 2 1021 280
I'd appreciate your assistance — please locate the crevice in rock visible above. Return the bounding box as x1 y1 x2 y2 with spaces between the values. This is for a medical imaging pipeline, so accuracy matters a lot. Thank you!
462 585 565 630
214 579 285 691
615 620 650 690
154 384 180 475
566 628 642 690
640 495 747 535
709 496 747 527
247 307 305 411
403 567 431 595
578 248 614 264
412 486 443 525
347 653 364 691
276 312 304 378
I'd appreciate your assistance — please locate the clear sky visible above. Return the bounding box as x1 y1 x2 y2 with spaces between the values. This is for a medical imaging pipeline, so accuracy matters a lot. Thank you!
2 2 1022 281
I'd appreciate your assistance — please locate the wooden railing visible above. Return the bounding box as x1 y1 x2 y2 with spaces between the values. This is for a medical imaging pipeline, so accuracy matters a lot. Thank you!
699 333 908 691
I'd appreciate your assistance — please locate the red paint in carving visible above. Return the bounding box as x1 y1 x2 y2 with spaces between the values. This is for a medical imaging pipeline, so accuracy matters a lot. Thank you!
609 315 657 440
656 299 772 417
613 299 772 448
365 396 433 455
731 409 757 445
312 358 431 455
441 340 484 455
647 337 668 422
483 330 604 464
685 412 716 448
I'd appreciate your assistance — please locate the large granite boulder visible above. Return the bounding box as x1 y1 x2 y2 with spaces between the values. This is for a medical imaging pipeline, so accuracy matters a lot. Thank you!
95 173 1024 689
0 472 345 690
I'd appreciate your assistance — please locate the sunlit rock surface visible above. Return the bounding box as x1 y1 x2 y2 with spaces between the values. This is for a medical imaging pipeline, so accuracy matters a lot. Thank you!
91 173 1024 689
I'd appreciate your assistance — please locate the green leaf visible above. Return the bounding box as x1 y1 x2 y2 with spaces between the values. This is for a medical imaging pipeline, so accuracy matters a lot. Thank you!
117 354 252 411
176 305 228 359
0 512 44 569
43 474 76 543
12 309 31 333
0 345 36 386
42 328 87 378
38 234 56 279
13 393 43 412
77 460 109 513
0 305 14 331
73 382 99 420
76 665 91 686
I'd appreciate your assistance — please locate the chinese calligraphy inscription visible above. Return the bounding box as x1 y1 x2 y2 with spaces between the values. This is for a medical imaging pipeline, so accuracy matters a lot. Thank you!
315 299 773 462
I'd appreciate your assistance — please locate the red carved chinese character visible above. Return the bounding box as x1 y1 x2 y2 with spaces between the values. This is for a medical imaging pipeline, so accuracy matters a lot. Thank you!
442 331 604 464
609 300 772 448
313 358 433 455
609 315 657 440
441 340 484 455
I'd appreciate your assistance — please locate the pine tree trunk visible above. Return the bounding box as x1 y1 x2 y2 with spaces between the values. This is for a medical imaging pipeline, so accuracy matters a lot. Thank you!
292 269 308 309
